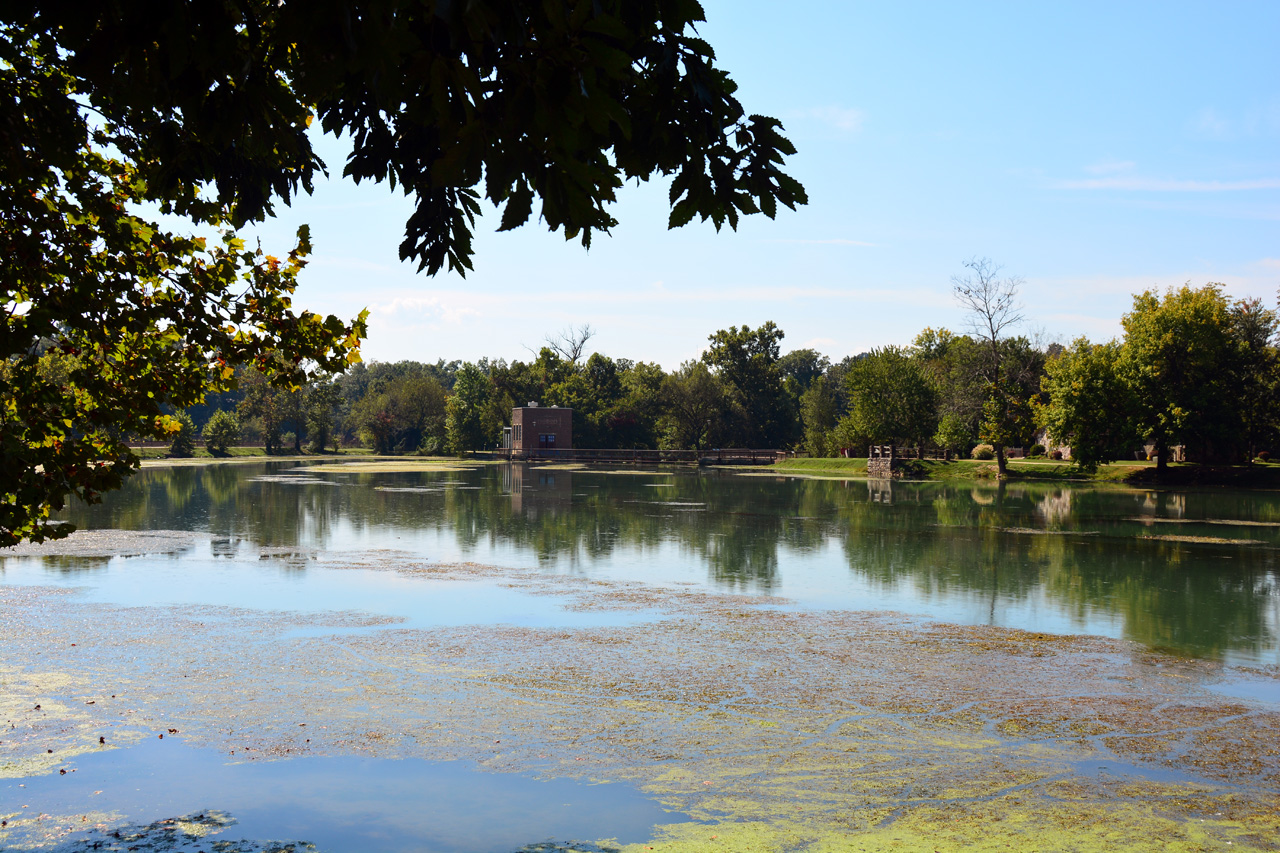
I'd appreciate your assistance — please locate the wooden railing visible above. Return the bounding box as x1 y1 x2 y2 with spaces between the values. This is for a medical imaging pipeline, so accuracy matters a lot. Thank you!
867 444 950 461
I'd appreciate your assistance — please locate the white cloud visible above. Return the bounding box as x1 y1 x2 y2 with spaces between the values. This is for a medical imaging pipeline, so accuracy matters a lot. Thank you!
369 294 483 326
1052 177 1280 192
804 106 865 132
1258 258 1280 269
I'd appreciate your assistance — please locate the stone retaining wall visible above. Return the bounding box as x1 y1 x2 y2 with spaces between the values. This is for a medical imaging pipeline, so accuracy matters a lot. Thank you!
867 444 900 479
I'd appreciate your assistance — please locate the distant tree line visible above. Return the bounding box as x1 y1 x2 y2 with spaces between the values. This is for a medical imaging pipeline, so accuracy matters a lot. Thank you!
178 281 1279 468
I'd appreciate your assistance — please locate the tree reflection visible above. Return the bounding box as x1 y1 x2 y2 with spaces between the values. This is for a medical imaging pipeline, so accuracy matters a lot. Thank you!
52 463 1280 661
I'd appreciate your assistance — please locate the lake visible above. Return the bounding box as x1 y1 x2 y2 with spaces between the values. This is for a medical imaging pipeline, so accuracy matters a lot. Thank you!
9 460 1279 664
2 460 1278 852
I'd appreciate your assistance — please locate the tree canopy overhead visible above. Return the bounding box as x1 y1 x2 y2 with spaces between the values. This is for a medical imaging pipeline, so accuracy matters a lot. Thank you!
1 0 806 545
11 0 806 275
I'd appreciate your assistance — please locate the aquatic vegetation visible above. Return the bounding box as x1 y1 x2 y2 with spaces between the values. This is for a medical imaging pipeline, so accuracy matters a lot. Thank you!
29 810 313 853
292 461 485 474
6 464 1280 850
0 530 198 559
1127 517 1280 528
0 661 143 781
2 560 1278 851
1140 534 1265 545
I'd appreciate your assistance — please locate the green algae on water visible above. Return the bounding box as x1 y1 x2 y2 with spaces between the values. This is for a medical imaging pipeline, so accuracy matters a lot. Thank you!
2 560 1278 851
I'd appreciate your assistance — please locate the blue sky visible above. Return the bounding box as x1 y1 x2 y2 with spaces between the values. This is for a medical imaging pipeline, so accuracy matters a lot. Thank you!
242 1 1280 369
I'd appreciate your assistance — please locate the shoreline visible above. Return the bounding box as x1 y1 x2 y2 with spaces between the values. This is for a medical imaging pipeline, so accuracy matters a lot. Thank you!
136 451 1280 490
765 456 1280 488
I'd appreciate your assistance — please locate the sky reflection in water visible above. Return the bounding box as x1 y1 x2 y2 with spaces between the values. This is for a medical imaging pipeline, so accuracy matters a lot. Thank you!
4 737 674 852
4 460 1279 666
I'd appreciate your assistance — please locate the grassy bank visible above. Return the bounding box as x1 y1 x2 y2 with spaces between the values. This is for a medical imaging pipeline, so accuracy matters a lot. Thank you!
767 456 1121 482
134 446 376 462
770 456 1280 486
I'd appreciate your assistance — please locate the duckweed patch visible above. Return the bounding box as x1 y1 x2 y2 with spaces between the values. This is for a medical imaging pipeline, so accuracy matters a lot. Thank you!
0 530 200 559
292 461 485 474
1139 534 1265 545
1127 517 1280 528
2 561 1278 851
19 810 315 853
998 526 1100 536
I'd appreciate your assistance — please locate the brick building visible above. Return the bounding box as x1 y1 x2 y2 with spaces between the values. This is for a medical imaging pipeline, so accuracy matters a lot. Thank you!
503 403 572 454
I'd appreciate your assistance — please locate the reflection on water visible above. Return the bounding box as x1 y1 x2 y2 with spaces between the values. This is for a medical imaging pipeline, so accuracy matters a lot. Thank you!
4 736 670 852
5 461 1279 665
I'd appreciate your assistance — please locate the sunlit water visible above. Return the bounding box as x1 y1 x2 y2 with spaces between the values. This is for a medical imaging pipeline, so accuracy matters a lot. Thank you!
2 739 674 852
4 460 1278 666
4 460 1280 850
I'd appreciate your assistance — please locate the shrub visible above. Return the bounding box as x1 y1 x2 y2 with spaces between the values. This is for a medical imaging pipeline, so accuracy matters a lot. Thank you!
1051 449 1063 461
202 410 241 455
281 431 298 452
168 411 197 458
1259 451 1271 463
1029 444 1046 458
307 434 333 454
971 444 995 460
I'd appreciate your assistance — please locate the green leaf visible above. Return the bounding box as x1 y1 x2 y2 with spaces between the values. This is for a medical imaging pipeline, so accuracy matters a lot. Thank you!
498 184 534 232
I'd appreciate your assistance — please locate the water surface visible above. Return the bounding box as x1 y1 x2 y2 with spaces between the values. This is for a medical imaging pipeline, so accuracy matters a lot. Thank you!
4 460 1278 665
4 738 674 852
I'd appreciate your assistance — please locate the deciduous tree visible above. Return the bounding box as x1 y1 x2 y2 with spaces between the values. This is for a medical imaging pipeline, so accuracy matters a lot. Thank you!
349 375 447 454
1229 297 1279 459
799 376 840 457
914 328 983 453
202 410 242 456
305 382 343 453
951 258 1026 476
237 370 295 455
660 362 730 452
843 347 938 452
703 322 790 447
446 364 501 453
1037 338 1134 472
2 1 804 544
1119 284 1242 470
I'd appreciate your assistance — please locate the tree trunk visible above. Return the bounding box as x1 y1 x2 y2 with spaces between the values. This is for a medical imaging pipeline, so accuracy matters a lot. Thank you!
1156 441 1168 475
995 444 1007 478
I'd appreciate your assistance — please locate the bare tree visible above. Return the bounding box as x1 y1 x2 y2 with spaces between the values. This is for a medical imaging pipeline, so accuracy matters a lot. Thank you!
545 324 597 364
953 258 1024 362
952 257 1024 476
